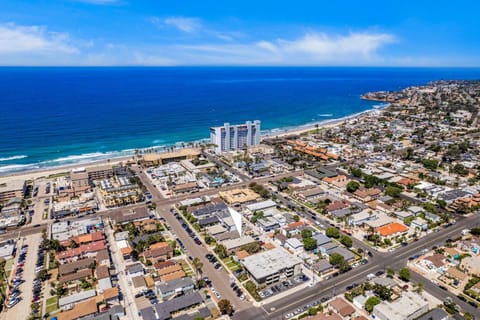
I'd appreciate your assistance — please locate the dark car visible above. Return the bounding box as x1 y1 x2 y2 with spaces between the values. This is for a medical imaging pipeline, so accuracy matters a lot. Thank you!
457 295 467 302
439 285 448 291
468 301 478 308
375 271 384 276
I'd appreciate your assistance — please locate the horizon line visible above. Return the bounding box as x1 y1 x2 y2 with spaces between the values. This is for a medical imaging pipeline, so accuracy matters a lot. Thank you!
1 65 480 68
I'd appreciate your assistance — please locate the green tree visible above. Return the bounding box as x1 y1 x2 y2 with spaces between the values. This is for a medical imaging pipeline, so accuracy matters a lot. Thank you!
241 242 261 254
346 181 360 193
308 307 318 316
214 244 228 259
326 227 340 238
36 269 48 281
421 159 439 170
452 163 468 176
350 167 362 178
192 257 203 279
329 253 344 266
301 229 312 239
470 228 480 236
365 296 381 312
373 284 392 300
464 313 473 320
303 237 317 251
399 268 410 281
384 185 403 198
218 299 234 315
293 215 300 222
387 268 395 278
340 235 353 248
338 260 351 273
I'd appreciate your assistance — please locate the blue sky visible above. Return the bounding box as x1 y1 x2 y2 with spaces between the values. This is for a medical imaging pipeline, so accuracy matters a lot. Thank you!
0 0 479 66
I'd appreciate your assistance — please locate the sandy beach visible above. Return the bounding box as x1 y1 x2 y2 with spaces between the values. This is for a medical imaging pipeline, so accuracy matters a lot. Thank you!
262 106 384 139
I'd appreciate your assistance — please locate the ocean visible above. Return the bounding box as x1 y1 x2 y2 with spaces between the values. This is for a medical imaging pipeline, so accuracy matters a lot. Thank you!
0 67 479 174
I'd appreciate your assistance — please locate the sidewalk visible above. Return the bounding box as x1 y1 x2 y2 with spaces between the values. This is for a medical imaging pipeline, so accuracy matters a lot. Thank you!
105 221 141 320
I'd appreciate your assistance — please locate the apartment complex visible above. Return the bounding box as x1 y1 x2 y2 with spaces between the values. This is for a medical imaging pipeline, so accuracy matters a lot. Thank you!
210 120 261 153
242 247 302 285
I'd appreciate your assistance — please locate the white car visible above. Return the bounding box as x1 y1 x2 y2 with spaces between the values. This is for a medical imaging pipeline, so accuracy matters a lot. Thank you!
215 292 221 299
7 299 19 308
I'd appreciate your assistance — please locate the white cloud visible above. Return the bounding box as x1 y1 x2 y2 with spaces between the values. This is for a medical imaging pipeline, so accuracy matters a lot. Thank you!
158 31 395 65
0 23 77 54
277 32 394 58
256 41 279 53
0 25 400 66
160 16 201 33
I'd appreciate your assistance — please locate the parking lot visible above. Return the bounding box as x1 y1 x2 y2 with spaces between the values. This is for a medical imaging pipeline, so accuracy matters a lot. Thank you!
259 275 309 300
1 233 43 320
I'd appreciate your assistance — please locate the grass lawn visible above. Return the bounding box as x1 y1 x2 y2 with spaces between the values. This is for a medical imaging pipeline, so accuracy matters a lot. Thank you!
45 303 58 314
222 258 241 271
5 259 14 276
179 260 195 276
46 296 58 306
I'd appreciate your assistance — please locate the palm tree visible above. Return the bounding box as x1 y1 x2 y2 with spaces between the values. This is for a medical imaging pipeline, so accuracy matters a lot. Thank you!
192 257 203 280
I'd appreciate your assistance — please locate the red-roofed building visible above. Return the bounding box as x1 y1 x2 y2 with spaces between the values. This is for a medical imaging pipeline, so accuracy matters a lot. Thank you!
375 222 408 237
56 240 107 262
323 175 348 188
326 200 350 213
282 221 306 236
329 297 356 318
71 231 105 245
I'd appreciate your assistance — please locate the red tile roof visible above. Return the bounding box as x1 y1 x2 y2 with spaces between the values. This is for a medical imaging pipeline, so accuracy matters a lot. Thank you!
375 222 408 237
56 240 107 260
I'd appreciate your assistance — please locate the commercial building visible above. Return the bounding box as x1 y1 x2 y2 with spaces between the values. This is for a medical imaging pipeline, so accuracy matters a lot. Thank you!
142 149 201 166
242 247 302 285
210 120 261 153
373 291 429 320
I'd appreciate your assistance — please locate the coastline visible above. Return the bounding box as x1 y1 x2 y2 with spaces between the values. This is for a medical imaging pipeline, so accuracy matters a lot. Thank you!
0 102 387 181
261 103 388 139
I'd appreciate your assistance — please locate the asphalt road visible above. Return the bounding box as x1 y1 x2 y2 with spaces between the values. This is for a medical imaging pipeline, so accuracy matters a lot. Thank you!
234 214 480 320
155 205 251 311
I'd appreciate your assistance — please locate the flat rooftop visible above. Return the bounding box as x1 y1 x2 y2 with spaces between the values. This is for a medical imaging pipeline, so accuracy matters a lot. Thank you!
242 246 302 280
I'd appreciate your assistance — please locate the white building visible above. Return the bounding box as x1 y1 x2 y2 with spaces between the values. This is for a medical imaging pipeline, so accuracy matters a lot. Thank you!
242 247 302 285
373 291 429 320
210 120 261 153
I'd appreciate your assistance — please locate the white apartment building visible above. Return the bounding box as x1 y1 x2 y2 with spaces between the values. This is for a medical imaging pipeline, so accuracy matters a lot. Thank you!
210 120 261 153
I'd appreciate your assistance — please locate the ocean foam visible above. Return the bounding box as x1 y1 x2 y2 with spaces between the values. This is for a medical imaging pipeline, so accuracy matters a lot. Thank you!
0 155 27 162
0 164 39 173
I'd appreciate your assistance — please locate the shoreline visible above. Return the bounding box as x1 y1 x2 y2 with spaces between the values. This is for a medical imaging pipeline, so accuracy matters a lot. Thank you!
0 103 388 181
